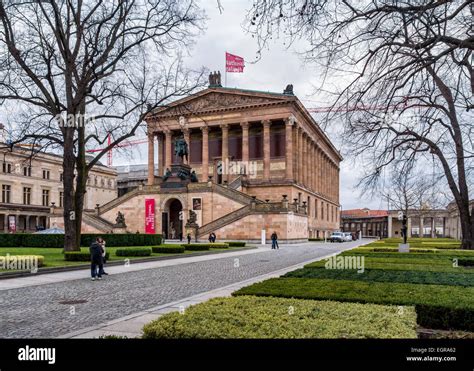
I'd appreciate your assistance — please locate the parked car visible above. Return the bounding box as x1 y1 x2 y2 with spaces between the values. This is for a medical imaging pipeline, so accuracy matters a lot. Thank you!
343 232 353 241
329 232 345 243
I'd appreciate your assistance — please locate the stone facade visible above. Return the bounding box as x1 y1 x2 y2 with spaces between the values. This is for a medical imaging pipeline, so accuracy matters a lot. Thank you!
0 145 117 232
73 78 342 241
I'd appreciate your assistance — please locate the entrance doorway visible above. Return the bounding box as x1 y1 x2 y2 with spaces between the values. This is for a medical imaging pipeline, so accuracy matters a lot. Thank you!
163 198 183 240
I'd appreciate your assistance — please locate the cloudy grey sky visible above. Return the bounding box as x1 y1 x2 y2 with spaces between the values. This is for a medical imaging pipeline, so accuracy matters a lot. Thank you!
114 0 383 210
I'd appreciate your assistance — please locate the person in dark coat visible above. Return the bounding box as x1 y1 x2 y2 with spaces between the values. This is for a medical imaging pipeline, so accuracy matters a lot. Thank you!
271 231 279 249
90 237 104 281
187 233 192 244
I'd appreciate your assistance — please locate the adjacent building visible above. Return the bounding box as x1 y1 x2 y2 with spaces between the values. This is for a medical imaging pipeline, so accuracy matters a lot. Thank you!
341 203 472 239
0 144 117 232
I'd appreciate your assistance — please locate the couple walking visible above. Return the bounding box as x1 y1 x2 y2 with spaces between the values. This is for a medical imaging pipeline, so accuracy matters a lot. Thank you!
90 237 108 281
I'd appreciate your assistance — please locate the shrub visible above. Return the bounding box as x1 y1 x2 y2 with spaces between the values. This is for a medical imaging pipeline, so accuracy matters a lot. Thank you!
182 244 210 251
64 251 110 262
227 241 246 247
234 278 474 331
0 255 44 268
115 247 152 257
152 246 185 254
142 296 417 339
372 248 436 253
80 234 162 247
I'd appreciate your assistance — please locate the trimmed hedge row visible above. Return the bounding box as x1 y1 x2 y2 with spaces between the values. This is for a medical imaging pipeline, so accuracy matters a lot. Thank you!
233 277 474 331
284 267 474 287
308 238 325 242
142 296 417 339
64 252 110 262
0 234 64 248
115 247 152 257
81 234 162 247
0 233 162 248
152 246 185 254
227 241 246 247
182 243 229 251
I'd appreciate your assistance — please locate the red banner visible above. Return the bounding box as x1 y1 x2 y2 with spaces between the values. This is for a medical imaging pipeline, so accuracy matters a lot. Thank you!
145 198 155 234
226 52 245 73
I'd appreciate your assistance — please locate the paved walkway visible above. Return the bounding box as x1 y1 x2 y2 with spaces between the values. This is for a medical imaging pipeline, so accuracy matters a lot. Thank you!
0 240 369 338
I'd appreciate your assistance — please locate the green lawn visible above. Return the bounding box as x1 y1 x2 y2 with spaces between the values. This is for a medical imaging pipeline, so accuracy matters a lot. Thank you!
142 296 417 339
0 244 245 271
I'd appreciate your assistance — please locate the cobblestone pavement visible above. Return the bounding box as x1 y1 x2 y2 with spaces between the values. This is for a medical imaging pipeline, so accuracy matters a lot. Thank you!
0 241 363 338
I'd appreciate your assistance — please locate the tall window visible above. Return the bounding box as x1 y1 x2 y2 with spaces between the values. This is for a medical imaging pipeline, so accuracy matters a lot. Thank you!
315 199 318 219
23 166 32 176
42 169 50 180
2 185 11 203
59 191 64 208
2 163 11 173
23 187 31 205
42 189 50 206
60 173 63 182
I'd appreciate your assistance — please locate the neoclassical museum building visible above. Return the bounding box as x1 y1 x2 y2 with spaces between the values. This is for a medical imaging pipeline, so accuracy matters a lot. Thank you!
62 73 342 242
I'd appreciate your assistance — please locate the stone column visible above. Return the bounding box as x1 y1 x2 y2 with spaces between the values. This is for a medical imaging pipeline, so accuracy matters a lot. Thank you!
387 215 393 238
183 129 191 165
419 217 424 238
241 121 249 165
262 120 271 180
284 118 294 180
25 215 30 232
3 214 7 232
147 132 155 185
201 126 209 181
156 133 163 176
164 130 172 171
303 134 309 188
431 217 436 238
298 127 303 184
311 143 316 191
407 217 412 238
221 124 229 183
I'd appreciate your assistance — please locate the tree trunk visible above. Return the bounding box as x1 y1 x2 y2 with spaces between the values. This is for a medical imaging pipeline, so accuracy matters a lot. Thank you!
459 203 474 250
63 127 79 251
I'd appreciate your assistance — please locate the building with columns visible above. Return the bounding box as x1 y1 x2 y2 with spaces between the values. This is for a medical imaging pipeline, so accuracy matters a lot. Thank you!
68 74 342 241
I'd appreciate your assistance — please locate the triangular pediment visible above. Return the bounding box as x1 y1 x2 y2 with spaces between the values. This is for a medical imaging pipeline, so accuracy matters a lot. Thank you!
150 88 294 118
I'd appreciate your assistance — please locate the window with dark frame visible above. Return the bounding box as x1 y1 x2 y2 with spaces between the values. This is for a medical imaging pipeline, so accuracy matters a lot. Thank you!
23 187 31 205
42 189 50 206
2 184 11 203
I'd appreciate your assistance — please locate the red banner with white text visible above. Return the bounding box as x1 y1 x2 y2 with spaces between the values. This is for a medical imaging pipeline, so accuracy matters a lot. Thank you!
145 198 155 234
226 52 245 73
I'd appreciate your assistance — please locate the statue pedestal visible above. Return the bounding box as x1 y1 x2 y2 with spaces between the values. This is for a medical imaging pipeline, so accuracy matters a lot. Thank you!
161 163 192 189
113 227 127 234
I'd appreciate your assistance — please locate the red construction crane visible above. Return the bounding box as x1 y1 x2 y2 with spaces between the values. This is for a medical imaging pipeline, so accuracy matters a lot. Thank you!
86 134 148 167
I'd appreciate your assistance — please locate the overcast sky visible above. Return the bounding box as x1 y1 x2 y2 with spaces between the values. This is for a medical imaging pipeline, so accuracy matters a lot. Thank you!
112 0 384 210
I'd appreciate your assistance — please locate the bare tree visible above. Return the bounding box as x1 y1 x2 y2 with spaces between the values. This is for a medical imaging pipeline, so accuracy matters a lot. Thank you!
246 0 474 248
0 0 207 250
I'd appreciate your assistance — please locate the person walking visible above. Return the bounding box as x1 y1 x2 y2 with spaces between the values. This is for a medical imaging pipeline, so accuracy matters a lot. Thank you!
208 233 213 243
271 231 279 249
212 232 216 243
187 233 192 244
98 238 108 276
90 237 104 281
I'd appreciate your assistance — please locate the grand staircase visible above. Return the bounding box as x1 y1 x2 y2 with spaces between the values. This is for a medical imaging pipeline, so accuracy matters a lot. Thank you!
83 212 115 233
